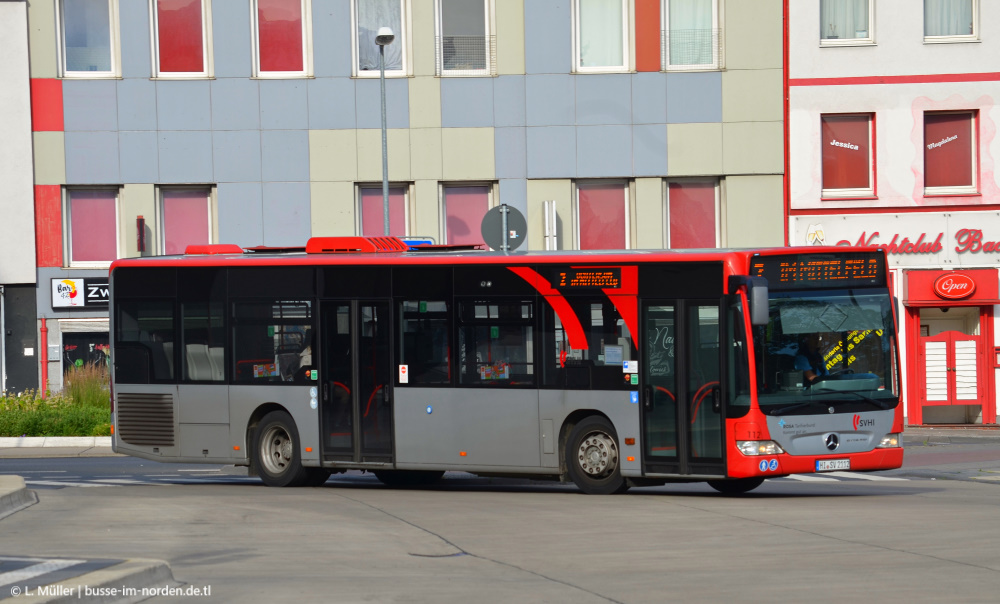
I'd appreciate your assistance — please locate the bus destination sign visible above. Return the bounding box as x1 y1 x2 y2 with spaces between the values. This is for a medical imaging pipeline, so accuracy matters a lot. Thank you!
555 268 622 290
750 253 884 290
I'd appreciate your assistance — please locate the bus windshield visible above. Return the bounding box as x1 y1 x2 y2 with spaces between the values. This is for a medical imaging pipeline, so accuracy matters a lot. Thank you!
756 288 899 414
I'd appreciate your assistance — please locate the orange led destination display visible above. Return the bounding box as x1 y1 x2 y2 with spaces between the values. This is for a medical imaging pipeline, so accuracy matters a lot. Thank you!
750 253 885 290
556 268 622 290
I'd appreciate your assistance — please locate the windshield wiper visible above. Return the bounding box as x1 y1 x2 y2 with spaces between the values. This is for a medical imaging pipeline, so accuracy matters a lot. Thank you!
808 388 893 410
768 401 832 416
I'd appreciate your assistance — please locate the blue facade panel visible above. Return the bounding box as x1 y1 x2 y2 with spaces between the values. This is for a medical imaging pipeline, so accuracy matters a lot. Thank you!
260 80 309 130
526 126 576 179
576 74 631 126
441 78 495 128
213 131 263 183
312 0 353 77
633 124 668 177
495 127 526 179
117 79 158 131
498 179 528 217
158 131 214 183
156 81 212 130
65 132 120 184
525 74 574 127
577 125 632 178
524 0 572 75
211 0 252 78
119 131 160 183
355 79 409 130
118 0 151 79
211 79 261 131
308 78 357 129
631 72 668 125
493 76 526 128
63 80 118 132
218 182 264 247
666 72 722 124
262 182 312 246
260 130 309 182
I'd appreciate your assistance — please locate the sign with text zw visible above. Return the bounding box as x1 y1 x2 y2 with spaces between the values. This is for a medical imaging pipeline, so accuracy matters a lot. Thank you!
51 278 109 308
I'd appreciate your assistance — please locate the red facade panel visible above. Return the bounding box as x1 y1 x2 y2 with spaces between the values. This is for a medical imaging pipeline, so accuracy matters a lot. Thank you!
34 185 63 268
30 79 64 132
635 0 661 72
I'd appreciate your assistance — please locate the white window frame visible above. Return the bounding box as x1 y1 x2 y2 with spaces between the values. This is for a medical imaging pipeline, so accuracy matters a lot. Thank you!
434 0 494 77
924 111 978 197
156 187 215 255
821 113 876 200
572 0 630 74
57 0 121 78
149 0 214 78
574 180 631 250
251 0 314 78
64 187 121 268
662 0 721 71
819 0 875 47
351 0 411 78
439 182 496 245
356 183 411 236
663 178 720 249
924 0 978 43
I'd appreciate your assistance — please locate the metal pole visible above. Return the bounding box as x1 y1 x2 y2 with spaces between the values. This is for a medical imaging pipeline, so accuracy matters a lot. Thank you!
500 203 509 253
380 44 390 236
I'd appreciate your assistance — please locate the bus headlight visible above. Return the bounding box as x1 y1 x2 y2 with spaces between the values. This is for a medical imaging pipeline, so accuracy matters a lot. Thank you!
877 433 901 448
737 441 785 456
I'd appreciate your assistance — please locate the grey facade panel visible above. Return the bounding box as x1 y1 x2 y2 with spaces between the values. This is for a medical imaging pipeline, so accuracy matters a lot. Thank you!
494 127 526 179
119 131 160 183
493 75 526 128
524 0 572 75
117 79 158 131
262 182 311 246
213 131 262 183
218 182 264 247
312 0 353 77
118 0 151 79
631 72 668 125
525 74 574 127
498 178 528 217
441 78 495 128
308 78 357 129
525 126 575 179
577 125 632 178
65 131 121 184
211 0 252 78
211 79 261 131
632 124 668 177
260 130 309 182
355 78 409 130
666 72 722 124
158 131 214 183
575 74 631 125
156 81 212 131
260 80 309 130
63 80 118 132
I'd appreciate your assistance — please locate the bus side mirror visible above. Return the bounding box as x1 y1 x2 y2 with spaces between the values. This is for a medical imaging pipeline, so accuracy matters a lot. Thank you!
730 276 769 326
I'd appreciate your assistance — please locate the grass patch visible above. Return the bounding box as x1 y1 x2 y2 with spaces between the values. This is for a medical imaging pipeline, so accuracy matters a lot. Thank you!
0 364 111 437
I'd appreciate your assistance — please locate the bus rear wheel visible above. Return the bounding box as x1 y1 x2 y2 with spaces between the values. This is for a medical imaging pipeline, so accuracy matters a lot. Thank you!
707 477 765 495
566 417 629 495
255 410 309 487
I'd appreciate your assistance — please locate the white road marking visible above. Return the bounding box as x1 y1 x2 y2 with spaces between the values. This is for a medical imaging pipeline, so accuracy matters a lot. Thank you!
0 558 84 584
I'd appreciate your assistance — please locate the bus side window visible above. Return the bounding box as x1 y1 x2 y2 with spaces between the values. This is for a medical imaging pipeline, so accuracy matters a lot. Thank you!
457 300 535 387
399 300 451 385
232 300 314 384
115 299 176 384
541 297 636 390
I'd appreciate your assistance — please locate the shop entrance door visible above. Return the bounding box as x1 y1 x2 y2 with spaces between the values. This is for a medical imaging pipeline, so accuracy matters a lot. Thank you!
920 330 982 406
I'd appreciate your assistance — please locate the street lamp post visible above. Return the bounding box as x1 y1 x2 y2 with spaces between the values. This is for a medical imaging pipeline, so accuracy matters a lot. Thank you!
375 27 395 236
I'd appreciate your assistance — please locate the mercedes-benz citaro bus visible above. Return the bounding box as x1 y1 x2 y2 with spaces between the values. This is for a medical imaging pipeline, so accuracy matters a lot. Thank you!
109 237 903 494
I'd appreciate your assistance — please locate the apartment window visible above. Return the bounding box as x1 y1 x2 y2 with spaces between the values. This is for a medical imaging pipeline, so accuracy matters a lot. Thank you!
925 0 977 41
663 0 719 70
924 112 977 195
360 186 407 237
666 181 717 249
574 0 628 72
152 0 212 76
66 189 119 266
436 0 493 76
58 0 119 76
160 189 211 255
577 182 628 250
443 185 490 245
354 0 407 76
253 0 312 76
820 0 873 45
821 114 875 199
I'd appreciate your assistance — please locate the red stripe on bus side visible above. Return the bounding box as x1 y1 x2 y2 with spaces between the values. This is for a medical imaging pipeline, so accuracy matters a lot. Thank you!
507 266 589 351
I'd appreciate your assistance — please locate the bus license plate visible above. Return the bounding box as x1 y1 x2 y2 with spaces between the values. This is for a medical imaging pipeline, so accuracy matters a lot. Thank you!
816 459 850 472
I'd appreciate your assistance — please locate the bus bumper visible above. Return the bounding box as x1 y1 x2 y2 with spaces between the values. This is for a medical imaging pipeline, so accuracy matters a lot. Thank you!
727 446 904 478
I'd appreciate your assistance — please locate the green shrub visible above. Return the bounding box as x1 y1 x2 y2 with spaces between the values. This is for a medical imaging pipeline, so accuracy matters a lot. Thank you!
0 364 111 437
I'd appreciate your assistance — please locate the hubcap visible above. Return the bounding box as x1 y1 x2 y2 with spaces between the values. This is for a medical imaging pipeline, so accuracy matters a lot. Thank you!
261 425 293 475
577 430 619 477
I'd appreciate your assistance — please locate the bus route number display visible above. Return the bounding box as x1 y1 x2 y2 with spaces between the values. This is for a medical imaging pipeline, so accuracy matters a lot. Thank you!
556 268 622 290
750 253 884 289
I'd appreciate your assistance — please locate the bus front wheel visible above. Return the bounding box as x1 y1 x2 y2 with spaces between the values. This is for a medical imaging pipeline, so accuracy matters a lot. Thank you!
566 417 629 495
254 410 309 487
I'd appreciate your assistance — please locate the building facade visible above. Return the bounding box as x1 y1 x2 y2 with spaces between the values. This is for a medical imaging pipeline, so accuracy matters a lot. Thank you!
25 0 783 392
787 0 1000 424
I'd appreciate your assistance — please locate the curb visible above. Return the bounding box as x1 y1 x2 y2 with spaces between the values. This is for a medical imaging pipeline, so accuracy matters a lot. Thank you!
0 476 38 521
0 437 112 448
15 559 177 604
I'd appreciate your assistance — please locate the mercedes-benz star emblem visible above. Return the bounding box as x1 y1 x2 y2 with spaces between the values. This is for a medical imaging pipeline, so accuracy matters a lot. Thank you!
824 433 840 451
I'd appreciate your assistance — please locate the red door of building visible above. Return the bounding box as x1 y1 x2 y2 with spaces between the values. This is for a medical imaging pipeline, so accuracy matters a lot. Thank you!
918 330 982 407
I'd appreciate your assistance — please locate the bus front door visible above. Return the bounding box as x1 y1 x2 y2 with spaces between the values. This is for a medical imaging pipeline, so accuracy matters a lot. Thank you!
641 300 725 477
320 301 393 462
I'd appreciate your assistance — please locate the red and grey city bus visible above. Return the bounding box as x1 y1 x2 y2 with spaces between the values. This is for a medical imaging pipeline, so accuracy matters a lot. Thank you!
109 237 903 494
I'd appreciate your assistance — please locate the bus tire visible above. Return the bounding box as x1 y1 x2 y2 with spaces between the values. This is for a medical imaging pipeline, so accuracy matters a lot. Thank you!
566 416 629 495
254 410 309 487
373 470 445 487
708 477 765 495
